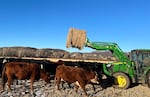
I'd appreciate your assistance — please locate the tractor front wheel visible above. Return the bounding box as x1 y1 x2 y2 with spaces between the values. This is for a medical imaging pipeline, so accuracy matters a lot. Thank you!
113 72 131 89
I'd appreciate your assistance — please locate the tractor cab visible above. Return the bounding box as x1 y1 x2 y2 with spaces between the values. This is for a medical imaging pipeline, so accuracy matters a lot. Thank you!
131 49 150 84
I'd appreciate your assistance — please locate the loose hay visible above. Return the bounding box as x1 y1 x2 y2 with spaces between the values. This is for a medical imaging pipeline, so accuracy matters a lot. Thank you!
66 28 87 50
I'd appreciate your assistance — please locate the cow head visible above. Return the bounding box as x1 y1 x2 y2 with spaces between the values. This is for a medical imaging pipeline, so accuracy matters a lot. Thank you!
90 71 100 84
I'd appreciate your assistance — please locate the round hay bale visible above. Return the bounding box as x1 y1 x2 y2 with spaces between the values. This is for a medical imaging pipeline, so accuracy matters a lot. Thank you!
66 28 87 49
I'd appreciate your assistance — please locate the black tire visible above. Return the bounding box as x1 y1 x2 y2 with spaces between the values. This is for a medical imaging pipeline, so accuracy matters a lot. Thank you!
146 71 150 88
113 72 131 89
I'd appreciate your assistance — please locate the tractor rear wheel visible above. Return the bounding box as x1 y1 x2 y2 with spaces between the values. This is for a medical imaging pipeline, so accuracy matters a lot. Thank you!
113 72 131 89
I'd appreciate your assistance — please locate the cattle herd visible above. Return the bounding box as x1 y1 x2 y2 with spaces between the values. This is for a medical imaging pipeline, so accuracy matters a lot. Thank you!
0 59 101 97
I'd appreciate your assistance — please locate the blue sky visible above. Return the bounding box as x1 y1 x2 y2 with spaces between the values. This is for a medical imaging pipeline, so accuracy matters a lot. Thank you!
0 0 150 52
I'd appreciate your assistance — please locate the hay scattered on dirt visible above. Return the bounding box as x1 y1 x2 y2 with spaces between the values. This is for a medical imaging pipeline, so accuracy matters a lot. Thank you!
1 79 150 97
66 28 87 50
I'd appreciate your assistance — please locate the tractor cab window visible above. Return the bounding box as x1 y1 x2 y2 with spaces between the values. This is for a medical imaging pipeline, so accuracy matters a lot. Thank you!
131 50 150 74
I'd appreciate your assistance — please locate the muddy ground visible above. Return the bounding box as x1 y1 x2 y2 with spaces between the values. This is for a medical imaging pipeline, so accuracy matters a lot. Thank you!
0 78 150 97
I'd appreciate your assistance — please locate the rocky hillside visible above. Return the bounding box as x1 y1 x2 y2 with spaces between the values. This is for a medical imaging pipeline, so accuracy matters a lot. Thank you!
0 47 116 61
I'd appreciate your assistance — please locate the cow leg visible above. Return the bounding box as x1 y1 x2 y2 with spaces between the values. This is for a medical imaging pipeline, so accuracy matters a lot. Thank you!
78 82 88 97
56 78 61 90
91 84 96 92
68 83 72 88
30 77 35 94
7 77 12 92
75 81 88 96
61 81 65 90
75 84 79 93
2 76 7 91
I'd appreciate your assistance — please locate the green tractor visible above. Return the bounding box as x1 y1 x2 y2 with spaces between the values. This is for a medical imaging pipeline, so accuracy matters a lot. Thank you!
66 28 150 89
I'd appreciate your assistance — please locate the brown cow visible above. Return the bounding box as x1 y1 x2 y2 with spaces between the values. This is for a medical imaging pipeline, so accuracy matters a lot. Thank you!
1 62 50 93
55 64 99 97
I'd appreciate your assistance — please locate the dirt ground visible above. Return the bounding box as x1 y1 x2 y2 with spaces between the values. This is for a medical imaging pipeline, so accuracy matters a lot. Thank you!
0 79 150 97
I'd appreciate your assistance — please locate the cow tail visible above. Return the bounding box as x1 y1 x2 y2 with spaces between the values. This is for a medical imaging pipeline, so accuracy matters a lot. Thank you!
1 64 6 90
